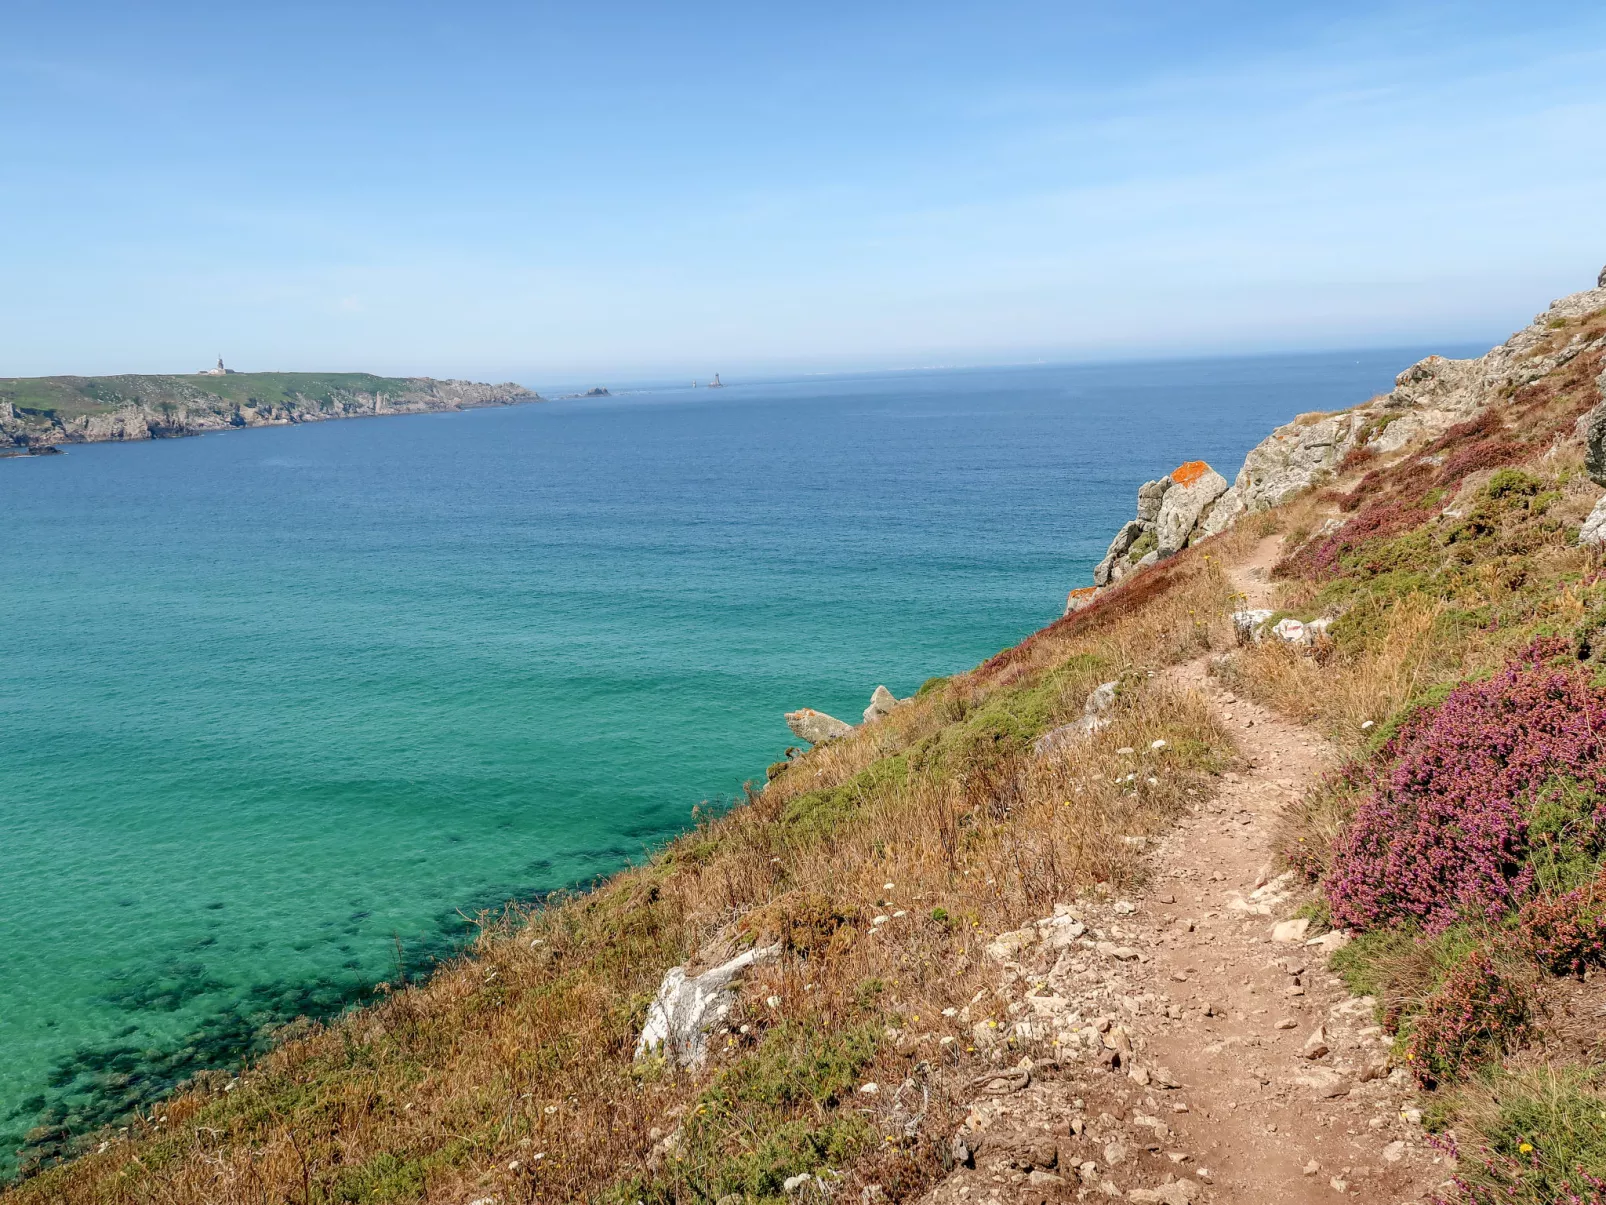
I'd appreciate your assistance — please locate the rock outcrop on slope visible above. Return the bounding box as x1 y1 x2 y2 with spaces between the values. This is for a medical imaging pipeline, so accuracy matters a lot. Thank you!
1200 275 1606 537
1070 268 1606 605
0 373 541 450
786 686 907 746
784 708 854 745
635 943 781 1068
1070 460 1228 615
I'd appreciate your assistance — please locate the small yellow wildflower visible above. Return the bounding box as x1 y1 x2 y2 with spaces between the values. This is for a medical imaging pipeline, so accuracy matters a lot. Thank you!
1519 1143 1533 1154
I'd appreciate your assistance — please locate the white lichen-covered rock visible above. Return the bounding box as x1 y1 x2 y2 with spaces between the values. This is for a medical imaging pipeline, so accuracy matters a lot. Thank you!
785 708 853 745
1581 496 1606 546
1271 617 1307 644
1231 609 1275 645
862 685 899 723
1153 461 1228 554
636 944 781 1067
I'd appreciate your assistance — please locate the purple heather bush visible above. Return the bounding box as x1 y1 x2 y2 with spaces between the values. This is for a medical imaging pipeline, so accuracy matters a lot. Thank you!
1327 640 1606 933
1519 870 1606 978
1406 949 1534 1088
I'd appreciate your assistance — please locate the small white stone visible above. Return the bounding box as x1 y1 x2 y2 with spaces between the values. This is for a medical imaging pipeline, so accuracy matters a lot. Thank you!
1116 746 1136 755
1152 739 1167 749
1271 918 1311 943
859 1081 880 1095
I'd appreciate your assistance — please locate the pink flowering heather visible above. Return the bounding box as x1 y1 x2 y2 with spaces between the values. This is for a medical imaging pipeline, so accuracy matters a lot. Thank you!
1404 949 1533 1088
1327 642 1606 932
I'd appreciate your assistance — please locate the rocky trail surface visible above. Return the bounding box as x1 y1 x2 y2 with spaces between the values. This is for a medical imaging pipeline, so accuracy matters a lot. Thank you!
917 539 1446 1205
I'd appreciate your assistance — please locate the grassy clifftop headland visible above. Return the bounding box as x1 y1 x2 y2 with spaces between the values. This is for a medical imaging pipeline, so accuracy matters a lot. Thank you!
0 372 540 450
10 269 1606 1203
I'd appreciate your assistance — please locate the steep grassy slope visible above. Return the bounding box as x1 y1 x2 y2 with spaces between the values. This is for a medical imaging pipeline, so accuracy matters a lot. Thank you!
2 536 1247 1202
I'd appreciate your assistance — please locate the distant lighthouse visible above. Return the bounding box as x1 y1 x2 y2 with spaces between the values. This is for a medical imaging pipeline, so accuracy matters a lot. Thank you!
707 373 724 388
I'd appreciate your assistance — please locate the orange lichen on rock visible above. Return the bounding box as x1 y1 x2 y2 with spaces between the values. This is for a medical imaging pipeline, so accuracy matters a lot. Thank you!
1170 459 1211 488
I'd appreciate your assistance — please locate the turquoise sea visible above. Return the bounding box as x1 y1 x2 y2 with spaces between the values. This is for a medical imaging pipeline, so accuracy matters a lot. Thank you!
0 350 1474 1167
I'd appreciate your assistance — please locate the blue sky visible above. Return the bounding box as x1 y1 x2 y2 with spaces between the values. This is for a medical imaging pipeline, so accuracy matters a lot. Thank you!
3 1 1604 383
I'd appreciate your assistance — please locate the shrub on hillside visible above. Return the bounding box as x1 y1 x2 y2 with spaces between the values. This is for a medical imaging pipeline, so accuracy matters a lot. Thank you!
1519 872 1606 979
1326 643 1606 933
1405 949 1534 1088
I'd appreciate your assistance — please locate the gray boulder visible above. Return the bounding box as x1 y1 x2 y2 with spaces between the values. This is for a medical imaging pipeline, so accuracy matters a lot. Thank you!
1154 463 1228 554
636 944 782 1067
862 685 899 723
1135 478 1172 523
1200 413 1364 538
1582 389 1606 487
1137 475 1175 523
1582 496 1606 546
1032 680 1118 756
786 708 853 745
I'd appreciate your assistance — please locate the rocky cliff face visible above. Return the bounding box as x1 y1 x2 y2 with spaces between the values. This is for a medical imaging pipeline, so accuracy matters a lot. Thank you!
1200 279 1606 536
1070 270 1606 612
0 376 541 451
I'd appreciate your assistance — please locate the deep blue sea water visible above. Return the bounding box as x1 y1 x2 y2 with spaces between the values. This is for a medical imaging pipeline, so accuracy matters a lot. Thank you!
0 349 1477 1165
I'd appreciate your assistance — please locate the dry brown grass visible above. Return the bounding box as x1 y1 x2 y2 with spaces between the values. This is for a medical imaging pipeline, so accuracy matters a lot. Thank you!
5 540 1245 1205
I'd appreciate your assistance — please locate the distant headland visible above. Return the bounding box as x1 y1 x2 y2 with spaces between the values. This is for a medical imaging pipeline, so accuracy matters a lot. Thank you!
0 369 542 452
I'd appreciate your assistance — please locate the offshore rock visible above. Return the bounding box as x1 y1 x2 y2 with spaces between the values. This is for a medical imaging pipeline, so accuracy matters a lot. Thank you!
1153 461 1228 555
785 708 853 745
636 944 781 1067
862 685 899 723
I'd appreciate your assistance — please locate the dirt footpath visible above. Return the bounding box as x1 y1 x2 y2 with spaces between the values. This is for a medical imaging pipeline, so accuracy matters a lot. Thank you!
915 540 1447 1204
